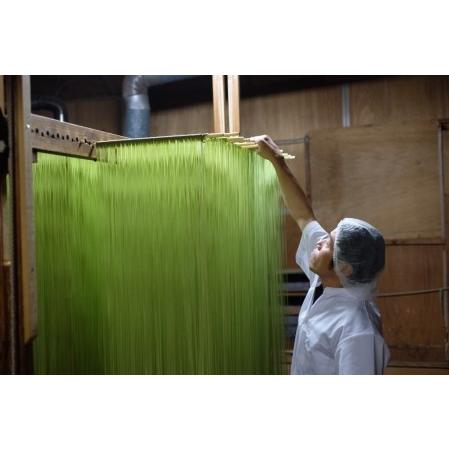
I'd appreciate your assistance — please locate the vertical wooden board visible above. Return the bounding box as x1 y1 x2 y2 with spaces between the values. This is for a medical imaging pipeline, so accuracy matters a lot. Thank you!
378 245 446 362
308 122 441 240
66 97 121 134
151 103 213 136
239 85 342 140
350 76 449 126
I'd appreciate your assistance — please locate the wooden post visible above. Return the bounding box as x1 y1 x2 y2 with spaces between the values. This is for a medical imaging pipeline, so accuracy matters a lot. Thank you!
8 76 37 354
227 75 240 134
212 75 226 133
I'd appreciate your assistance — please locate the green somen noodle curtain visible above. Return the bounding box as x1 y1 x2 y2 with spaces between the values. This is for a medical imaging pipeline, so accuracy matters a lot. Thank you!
33 136 283 374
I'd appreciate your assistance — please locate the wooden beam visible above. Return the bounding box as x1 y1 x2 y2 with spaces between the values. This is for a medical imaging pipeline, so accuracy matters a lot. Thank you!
212 75 226 133
30 114 125 160
227 75 240 134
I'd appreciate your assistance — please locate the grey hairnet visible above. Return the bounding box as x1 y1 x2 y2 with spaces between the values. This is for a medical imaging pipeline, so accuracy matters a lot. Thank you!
333 218 385 297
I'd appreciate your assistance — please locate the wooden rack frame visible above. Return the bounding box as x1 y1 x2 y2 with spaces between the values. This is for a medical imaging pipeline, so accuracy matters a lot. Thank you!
0 74 293 374
0 75 258 373
30 114 125 159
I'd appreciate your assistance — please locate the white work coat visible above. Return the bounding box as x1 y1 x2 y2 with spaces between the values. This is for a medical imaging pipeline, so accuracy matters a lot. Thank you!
291 221 390 375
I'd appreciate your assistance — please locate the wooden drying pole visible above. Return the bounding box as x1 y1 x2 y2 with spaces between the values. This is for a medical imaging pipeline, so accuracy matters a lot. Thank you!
212 76 226 133
212 75 240 134
227 75 240 134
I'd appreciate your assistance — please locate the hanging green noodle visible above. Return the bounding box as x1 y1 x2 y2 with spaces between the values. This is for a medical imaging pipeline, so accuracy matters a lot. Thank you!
33 136 283 374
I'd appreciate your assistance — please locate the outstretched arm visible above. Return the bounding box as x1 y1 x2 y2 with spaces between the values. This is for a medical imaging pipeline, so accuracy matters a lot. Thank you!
251 135 315 231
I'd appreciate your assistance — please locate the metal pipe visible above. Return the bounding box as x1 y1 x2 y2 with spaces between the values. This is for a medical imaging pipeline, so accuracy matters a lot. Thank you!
31 96 67 122
122 75 197 138
342 83 350 128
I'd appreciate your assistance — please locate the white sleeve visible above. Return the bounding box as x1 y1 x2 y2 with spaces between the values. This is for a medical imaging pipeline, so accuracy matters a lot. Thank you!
335 334 378 375
295 220 328 281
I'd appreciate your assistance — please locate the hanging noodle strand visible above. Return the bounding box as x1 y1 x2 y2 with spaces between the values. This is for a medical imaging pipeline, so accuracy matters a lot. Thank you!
33 136 283 374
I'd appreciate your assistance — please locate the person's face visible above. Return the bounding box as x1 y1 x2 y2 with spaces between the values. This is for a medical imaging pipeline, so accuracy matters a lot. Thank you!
309 229 338 277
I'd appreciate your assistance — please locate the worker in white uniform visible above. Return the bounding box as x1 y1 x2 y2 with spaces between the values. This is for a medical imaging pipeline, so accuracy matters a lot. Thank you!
251 135 390 374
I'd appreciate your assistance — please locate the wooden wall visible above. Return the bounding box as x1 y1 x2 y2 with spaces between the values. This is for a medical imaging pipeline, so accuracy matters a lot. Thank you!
346 77 449 363
61 76 449 147
66 97 121 135
349 76 449 126
307 122 441 240
378 245 446 362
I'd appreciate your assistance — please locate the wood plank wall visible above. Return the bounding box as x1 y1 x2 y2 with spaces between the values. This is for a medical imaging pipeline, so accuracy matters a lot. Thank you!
379 245 446 362
61 75 449 366
307 122 441 240
347 76 449 363
66 97 122 135
350 76 449 125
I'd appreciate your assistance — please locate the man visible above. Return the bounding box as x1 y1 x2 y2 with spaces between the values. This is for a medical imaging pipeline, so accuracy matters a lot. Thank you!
251 135 390 375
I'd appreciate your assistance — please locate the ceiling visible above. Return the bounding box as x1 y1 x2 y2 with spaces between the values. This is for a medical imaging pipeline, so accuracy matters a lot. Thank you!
31 75 382 112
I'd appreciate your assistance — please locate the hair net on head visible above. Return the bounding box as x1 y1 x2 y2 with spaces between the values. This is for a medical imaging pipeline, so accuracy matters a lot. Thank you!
333 218 385 299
